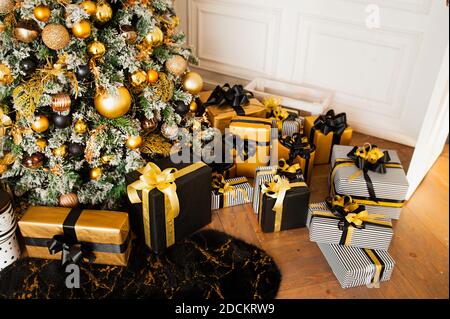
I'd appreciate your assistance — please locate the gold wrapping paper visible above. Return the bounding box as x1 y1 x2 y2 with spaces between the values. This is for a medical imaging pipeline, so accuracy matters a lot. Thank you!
18 206 131 266
200 91 266 134
278 141 315 185
304 116 353 165
228 117 275 178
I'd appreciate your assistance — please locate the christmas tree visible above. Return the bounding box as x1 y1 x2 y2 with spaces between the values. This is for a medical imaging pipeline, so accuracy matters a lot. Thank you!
0 0 206 208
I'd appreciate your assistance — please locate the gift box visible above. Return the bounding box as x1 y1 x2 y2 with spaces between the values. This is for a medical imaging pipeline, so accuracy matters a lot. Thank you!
227 117 277 178
126 159 212 254
278 134 315 185
209 163 237 180
330 144 409 220
18 206 131 266
252 161 304 215
211 175 253 210
307 197 393 251
200 84 266 134
304 110 353 164
318 243 395 289
1 190 20 272
263 96 304 137
258 175 310 233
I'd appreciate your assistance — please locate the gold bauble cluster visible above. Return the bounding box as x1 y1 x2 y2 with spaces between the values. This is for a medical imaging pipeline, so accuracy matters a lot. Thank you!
42 24 71 51
94 86 132 119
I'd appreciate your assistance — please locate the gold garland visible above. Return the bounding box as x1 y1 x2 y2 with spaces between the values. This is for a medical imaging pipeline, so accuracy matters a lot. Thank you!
140 133 173 158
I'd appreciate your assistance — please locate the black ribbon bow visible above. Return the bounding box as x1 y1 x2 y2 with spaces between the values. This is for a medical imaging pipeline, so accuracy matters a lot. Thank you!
225 134 257 162
346 145 391 174
326 197 367 231
281 133 316 163
346 145 391 202
312 109 348 137
48 235 95 266
204 84 254 116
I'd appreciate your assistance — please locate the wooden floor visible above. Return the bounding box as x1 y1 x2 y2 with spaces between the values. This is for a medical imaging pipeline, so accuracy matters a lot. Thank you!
206 133 449 299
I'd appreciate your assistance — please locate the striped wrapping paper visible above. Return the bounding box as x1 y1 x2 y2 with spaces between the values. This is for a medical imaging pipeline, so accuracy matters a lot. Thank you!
330 145 409 219
282 117 304 137
252 166 304 215
318 243 395 289
211 177 253 210
307 202 393 251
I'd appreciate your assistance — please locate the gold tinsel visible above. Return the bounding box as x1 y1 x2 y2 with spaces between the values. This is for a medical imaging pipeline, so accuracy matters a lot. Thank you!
140 133 173 158
84 125 105 163
153 73 174 103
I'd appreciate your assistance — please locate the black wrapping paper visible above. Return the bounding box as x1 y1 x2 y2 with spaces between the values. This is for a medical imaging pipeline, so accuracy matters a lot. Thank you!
125 158 212 254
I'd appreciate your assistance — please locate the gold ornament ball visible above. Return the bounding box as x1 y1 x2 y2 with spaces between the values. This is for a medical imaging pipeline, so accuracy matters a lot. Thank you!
59 193 79 208
143 27 164 47
42 24 71 51
141 117 158 133
189 100 198 113
131 69 148 88
95 2 113 24
147 69 159 84
0 64 13 86
34 5 51 23
182 72 204 95
80 1 97 15
31 115 50 133
51 93 71 112
14 19 40 43
74 118 88 134
36 138 48 150
88 40 106 58
94 86 132 119
52 145 68 158
90 167 103 180
72 20 91 39
165 55 188 77
126 135 143 150
0 0 14 14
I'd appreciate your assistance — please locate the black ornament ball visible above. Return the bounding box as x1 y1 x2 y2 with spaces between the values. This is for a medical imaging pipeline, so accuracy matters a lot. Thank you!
52 113 71 129
68 143 85 157
75 65 91 81
174 100 189 116
20 57 37 76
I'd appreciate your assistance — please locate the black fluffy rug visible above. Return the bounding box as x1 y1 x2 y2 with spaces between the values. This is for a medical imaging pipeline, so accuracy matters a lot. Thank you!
0 230 281 299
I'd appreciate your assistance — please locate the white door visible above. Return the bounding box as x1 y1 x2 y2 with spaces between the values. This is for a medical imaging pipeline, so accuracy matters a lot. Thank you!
175 0 449 147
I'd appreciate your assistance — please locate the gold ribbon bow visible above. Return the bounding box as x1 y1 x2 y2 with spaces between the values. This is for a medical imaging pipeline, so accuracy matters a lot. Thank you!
261 176 306 232
278 159 301 175
127 162 180 248
263 96 289 131
212 174 249 203
331 195 387 226
348 143 386 182
263 96 282 115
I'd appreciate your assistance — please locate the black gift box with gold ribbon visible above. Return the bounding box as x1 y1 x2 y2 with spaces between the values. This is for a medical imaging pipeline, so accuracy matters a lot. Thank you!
125 158 212 254
258 176 310 233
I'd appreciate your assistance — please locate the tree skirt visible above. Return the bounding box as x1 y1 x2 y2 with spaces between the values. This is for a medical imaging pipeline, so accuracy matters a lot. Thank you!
0 230 281 299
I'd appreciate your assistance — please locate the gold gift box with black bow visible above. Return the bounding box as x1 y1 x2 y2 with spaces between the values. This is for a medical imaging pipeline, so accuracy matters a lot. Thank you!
278 135 315 185
304 110 353 165
227 117 277 178
18 206 131 266
200 86 266 134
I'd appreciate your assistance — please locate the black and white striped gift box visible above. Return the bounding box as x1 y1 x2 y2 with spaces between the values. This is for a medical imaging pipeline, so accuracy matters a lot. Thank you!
307 202 393 251
282 117 304 137
211 177 253 210
318 243 395 289
0 191 20 272
330 145 409 220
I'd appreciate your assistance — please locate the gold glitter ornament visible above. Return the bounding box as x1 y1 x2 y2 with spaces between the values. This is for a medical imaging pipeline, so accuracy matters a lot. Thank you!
42 24 71 51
